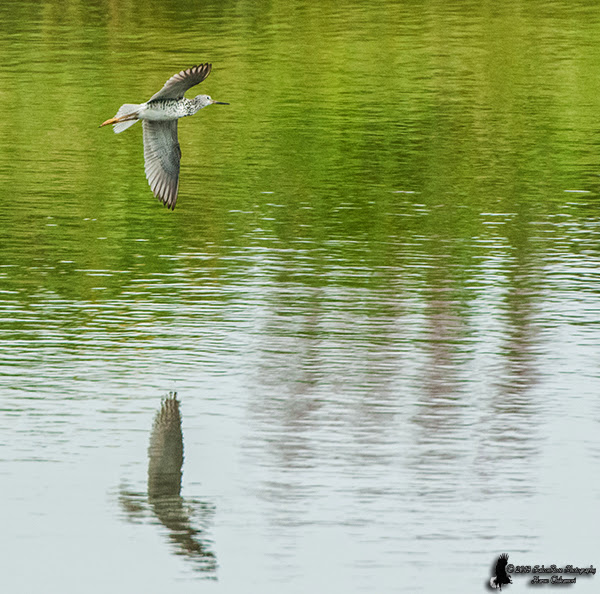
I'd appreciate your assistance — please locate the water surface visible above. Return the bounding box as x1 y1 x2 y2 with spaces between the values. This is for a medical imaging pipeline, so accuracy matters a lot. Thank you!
1 1 600 592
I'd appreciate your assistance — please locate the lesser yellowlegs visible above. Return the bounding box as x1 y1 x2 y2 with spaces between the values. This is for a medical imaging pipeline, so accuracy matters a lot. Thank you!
101 63 228 209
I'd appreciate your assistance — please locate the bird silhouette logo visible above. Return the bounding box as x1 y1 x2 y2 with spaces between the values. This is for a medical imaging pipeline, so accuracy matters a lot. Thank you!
490 553 512 590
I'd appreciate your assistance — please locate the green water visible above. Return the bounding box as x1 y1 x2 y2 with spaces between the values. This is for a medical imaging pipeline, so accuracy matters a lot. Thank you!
3 0 600 301
1 1 600 592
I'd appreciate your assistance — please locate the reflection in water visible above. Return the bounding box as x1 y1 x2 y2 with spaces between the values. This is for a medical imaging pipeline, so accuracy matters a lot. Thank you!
148 395 184 498
3 1 600 591
119 394 216 577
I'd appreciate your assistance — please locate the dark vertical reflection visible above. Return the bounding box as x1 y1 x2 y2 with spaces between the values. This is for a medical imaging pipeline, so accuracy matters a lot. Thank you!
148 395 184 498
119 394 217 577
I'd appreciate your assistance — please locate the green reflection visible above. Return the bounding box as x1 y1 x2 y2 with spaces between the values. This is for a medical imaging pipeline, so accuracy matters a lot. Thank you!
0 0 599 398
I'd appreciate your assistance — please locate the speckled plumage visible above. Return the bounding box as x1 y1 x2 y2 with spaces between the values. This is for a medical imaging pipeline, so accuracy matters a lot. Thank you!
100 64 228 210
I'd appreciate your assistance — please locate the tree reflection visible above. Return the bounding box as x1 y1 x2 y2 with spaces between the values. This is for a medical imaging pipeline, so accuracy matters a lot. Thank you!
119 394 217 577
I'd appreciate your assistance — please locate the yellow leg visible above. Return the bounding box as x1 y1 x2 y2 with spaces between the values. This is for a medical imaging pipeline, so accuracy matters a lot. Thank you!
99 114 137 128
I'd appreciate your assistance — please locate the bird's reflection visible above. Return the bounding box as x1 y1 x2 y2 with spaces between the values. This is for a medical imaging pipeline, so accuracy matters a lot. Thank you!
119 393 217 577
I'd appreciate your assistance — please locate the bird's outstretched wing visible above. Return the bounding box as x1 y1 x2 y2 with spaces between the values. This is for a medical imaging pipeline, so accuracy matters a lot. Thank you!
143 120 181 209
150 63 212 101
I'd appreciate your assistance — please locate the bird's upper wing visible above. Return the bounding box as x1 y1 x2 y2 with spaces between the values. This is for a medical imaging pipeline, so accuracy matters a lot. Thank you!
143 120 181 209
149 64 212 101
495 554 508 575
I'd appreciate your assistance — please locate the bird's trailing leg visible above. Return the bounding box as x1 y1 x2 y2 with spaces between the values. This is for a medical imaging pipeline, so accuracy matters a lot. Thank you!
99 104 142 133
99 113 138 128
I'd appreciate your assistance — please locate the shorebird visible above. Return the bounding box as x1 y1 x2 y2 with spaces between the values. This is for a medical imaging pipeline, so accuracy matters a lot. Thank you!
100 63 228 210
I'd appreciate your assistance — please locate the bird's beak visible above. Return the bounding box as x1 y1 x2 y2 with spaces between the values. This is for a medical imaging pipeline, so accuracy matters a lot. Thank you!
211 100 229 105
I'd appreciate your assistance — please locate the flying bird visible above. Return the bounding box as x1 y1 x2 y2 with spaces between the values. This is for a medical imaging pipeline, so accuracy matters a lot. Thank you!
490 553 512 590
100 64 228 209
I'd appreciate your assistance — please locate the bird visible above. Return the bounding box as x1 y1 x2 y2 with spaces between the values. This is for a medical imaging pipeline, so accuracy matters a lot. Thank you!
100 63 228 210
490 553 512 590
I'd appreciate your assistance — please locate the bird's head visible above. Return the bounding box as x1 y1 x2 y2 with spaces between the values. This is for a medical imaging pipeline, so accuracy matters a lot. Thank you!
194 94 229 108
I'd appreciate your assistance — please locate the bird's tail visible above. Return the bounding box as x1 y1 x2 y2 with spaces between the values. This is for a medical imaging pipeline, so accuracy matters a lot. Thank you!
100 103 141 133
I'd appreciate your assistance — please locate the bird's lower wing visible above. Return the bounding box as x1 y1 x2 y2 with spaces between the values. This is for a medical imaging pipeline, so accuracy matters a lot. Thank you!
143 120 181 209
